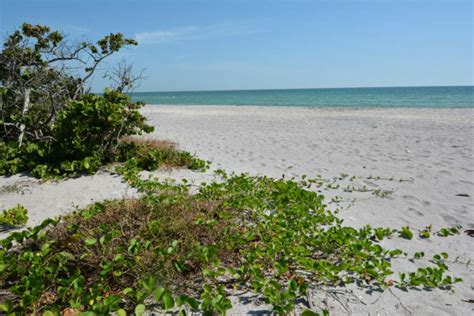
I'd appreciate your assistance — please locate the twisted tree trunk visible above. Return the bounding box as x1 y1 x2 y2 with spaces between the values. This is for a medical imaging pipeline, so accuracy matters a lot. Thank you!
18 87 30 147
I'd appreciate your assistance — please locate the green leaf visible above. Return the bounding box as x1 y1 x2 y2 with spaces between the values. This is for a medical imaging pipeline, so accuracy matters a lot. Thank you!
85 237 98 246
153 287 165 301
289 279 297 291
0 301 12 312
123 287 134 295
117 309 127 316
184 296 199 310
174 260 185 272
399 227 413 240
163 292 175 310
375 230 384 241
114 254 124 262
135 304 146 316
414 252 424 259
301 310 319 316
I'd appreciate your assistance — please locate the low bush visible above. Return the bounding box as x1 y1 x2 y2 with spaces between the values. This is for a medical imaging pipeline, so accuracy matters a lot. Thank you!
0 142 40 176
50 90 153 163
0 90 207 178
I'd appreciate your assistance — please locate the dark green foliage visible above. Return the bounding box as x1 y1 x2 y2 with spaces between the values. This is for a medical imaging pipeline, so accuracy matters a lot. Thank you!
0 137 207 179
51 90 152 162
0 204 28 226
0 87 206 177
50 90 153 164
0 90 157 178
0 167 462 314
0 141 43 175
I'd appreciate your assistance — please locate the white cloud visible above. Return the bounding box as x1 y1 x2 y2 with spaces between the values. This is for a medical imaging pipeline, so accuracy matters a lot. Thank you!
135 22 262 45
135 26 198 44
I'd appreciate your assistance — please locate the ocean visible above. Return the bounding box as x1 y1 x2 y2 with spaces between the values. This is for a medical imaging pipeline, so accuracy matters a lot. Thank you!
130 86 473 108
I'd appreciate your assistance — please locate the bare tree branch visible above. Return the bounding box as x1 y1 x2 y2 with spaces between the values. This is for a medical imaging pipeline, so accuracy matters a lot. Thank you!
103 60 146 93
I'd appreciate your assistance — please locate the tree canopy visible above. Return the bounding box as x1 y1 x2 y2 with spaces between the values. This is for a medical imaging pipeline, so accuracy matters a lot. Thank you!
0 23 155 178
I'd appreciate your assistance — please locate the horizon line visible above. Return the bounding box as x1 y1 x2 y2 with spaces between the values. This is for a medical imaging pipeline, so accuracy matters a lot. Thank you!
123 84 473 94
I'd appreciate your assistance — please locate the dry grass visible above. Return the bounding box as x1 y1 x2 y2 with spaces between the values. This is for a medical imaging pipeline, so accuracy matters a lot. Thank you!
115 136 207 171
120 136 177 152
38 191 242 299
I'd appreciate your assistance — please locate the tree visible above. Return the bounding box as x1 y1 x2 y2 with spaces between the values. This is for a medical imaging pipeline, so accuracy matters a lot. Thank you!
0 23 138 145
0 23 154 178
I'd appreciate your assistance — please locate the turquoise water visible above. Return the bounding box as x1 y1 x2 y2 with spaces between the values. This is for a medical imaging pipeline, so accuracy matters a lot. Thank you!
130 86 473 108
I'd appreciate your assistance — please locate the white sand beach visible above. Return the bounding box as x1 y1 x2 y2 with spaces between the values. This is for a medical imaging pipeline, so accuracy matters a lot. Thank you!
1 105 473 315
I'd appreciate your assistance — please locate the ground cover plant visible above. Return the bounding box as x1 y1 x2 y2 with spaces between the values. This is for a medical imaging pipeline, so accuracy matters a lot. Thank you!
0 166 463 315
0 204 28 227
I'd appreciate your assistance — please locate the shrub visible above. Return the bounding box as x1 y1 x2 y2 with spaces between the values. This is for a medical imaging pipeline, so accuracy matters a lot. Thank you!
51 90 153 163
0 142 45 176
0 89 158 178
0 87 208 178
0 133 208 178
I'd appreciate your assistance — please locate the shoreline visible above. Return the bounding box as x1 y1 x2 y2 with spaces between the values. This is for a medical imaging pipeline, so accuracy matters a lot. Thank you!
142 103 474 115
1 105 473 315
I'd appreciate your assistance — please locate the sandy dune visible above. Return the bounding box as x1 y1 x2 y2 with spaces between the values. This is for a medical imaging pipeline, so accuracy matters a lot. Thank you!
1 105 473 315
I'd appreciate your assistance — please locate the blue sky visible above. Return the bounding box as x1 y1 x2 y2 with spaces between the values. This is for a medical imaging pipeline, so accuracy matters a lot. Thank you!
1 0 472 92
